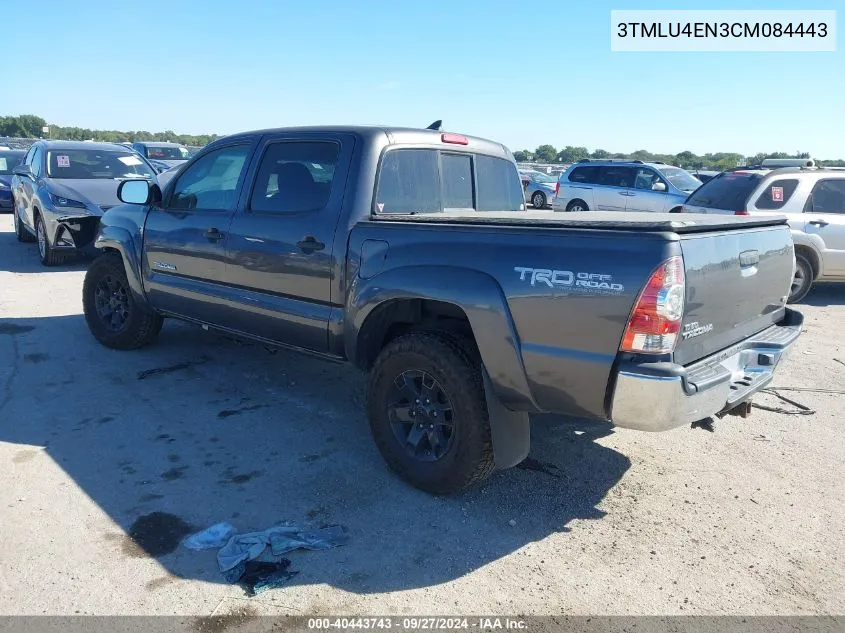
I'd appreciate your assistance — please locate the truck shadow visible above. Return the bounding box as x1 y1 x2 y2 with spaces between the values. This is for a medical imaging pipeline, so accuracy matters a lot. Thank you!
801 284 844 307
0 314 630 595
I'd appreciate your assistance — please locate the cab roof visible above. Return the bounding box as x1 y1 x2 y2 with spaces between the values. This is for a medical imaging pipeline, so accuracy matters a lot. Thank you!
216 125 513 160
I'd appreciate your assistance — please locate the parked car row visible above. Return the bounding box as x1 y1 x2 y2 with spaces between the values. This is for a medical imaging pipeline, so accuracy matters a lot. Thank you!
544 157 843 303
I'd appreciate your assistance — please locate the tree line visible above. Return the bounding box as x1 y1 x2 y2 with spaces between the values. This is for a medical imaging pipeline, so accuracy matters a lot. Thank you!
0 114 219 147
4 115 844 168
515 145 845 169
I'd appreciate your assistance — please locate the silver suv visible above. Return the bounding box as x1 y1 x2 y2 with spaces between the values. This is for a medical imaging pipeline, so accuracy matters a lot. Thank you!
551 159 701 213
682 159 845 303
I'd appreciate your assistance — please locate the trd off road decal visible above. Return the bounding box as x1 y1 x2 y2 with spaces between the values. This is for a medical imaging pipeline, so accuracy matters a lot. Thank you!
514 267 624 294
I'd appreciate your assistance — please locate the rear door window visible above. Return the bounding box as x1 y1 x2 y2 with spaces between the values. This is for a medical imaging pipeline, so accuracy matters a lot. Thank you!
249 141 339 214
805 179 845 214
754 178 800 210
475 154 524 212
686 172 763 211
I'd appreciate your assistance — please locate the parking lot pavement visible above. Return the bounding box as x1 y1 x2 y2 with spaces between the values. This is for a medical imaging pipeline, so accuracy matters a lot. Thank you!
1 213 843 618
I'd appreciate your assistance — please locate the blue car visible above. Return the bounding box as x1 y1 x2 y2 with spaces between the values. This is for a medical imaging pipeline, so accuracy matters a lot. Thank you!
519 169 557 208
0 149 26 212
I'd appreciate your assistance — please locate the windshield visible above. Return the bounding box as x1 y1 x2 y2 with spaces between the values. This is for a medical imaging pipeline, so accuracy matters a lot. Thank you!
144 146 189 160
658 167 702 192
0 152 24 175
46 150 157 179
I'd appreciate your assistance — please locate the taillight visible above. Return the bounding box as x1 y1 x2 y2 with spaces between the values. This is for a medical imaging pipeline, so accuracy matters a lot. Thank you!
620 256 685 354
554 182 560 195
734 210 749 216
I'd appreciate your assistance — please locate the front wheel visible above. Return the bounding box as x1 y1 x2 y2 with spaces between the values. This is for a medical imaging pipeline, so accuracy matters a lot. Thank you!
366 332 494 494
788 254 813 304
83 252 163 350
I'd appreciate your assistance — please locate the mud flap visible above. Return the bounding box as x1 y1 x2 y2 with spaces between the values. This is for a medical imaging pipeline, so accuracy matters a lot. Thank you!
482 367 531 470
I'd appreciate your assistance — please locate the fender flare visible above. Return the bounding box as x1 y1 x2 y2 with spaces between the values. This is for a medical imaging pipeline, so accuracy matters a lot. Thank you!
347 265 540 413
94 224 152 312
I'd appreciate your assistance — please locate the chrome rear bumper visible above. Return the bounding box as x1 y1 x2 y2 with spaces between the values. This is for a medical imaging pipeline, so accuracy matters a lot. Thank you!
609 309 803 432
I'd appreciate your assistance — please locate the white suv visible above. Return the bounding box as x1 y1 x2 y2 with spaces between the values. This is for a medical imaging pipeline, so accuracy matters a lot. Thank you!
682 159 845 303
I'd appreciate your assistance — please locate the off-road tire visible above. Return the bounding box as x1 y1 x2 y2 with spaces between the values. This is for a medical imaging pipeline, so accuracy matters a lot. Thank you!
83 252 163 350
788 254 813 304
367 331 494 494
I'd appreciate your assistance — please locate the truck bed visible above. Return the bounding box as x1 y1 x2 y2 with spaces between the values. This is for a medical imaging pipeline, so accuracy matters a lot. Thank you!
371 210 788 234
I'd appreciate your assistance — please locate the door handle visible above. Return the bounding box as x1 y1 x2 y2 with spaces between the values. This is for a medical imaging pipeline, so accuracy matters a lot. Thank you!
809 219 829 227
205 227 224 240
297 236 325 253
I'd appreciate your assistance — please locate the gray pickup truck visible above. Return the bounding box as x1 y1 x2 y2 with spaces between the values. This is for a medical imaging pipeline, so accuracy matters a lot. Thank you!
81 125 803 494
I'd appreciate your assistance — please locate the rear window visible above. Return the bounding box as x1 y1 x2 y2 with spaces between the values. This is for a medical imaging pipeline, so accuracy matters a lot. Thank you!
375 149 523 214
686 172 764 211
441 153 473 210
754 178 799 210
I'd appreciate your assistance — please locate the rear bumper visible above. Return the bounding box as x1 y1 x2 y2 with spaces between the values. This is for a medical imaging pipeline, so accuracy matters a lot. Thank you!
609 308 803 432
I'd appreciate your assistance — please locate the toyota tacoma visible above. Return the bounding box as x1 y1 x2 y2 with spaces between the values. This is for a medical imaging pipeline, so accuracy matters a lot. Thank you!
81 125 803 494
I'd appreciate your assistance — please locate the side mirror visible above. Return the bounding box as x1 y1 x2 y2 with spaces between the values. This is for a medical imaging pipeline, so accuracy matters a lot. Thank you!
13 164 33 179
652 182 667 192
118 179 152 205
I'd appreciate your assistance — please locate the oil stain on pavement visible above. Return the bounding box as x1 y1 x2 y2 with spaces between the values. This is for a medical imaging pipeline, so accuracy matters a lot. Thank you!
122 512 195 558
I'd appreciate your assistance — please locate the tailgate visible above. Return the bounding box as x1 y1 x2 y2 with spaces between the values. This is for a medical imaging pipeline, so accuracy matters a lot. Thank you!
673 224 794 366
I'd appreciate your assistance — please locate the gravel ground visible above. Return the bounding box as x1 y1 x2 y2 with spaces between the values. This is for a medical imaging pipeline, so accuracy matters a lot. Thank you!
0 214 843 618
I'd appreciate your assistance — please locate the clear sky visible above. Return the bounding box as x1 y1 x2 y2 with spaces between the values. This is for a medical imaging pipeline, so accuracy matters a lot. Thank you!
4 0 843 157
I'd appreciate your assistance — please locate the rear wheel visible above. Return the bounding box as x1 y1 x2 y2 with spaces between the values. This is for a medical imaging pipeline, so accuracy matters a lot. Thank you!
531 191 547 209
83 252 163 350
788 254 813 304
566 199 588 212
35 213 67 266
366 332 494 495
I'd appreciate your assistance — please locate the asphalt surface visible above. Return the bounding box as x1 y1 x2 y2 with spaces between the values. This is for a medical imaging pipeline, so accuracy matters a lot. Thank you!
0 214 843 618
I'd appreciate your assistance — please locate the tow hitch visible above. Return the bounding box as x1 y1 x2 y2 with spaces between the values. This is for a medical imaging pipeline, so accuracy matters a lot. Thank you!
695 400 754 430
720 400 754 419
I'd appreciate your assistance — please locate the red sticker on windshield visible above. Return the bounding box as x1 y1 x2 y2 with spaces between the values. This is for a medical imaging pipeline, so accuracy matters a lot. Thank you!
57 155 70 168
771 186 784 202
